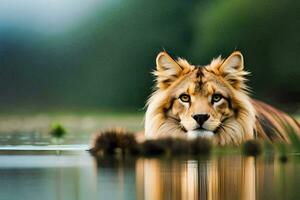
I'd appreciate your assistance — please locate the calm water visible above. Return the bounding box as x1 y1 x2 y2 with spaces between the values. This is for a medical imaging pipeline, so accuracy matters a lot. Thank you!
0 114 299 200
0 151 299 200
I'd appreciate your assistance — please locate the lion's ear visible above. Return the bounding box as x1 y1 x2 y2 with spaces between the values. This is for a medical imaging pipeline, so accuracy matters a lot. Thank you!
154 52 189 89
220 51 244 72
218 51 248 90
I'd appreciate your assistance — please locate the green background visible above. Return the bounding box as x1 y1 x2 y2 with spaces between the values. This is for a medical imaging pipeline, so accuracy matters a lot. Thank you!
0 0 299 113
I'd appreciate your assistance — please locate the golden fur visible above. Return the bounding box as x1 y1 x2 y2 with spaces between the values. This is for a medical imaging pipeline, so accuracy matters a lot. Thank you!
145 51 300 145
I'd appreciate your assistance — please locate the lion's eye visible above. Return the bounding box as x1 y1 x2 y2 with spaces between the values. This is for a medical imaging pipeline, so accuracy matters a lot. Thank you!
179 94 190 102
212 94 222 103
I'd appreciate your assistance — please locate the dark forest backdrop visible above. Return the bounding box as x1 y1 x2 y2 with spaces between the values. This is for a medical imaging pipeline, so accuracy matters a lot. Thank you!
0 0 299 112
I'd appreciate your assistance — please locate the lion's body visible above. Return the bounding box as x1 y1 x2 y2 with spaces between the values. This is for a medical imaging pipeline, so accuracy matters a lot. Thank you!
253 100 300 142
145 51 300 145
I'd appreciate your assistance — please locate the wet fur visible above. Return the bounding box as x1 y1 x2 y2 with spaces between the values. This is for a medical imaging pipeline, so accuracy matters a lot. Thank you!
145 51 300 145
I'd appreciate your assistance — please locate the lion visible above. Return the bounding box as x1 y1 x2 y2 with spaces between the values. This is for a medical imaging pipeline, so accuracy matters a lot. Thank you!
145 51 300 145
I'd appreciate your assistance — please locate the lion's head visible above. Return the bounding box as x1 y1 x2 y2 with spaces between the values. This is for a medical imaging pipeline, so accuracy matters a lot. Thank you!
145 51 256 145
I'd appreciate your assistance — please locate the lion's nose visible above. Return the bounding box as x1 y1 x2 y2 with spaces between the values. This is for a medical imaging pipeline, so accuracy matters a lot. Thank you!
192 114 210 126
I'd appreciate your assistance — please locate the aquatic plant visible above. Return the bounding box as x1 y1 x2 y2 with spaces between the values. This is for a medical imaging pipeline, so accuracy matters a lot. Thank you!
242 139 262 156
89 128 300 158
89 128 138 156
50 123 67 145
166 138 190 155
142 139 166 156
276 123 300 163
276 142 288 163
190 137 212 155
90 129 213 157
50 123 67 139
285 123 300 152
118 133 139 155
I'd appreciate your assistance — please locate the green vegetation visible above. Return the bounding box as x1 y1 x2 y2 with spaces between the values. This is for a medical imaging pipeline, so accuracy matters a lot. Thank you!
242 139 263 156
50 123 67 139
90 128 300 161
90 128 137 155
1 0 299 112
50 123 67 144
90 129 213 157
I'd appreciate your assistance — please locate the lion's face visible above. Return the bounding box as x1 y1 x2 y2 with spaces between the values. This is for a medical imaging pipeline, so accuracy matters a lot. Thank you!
168 70 235 137
145 51 255 143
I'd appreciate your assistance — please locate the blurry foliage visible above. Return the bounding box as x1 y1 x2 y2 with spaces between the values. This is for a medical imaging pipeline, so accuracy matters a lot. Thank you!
191 0 300 108
50 123 67 139
0 0 299 111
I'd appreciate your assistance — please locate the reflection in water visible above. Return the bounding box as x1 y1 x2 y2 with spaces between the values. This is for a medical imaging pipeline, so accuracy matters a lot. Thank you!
0 152 97 200
134 156 257 200
94 157 137 200
1 152 298 200
95 155 300 200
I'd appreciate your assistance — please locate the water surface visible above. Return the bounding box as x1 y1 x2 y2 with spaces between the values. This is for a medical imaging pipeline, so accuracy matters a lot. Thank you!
0 151 299 200
0 114 299 200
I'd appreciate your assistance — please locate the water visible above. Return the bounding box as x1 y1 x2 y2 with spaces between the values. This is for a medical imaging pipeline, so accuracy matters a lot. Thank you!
0 114 299 200
0 151 299 200
0 113 143 145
